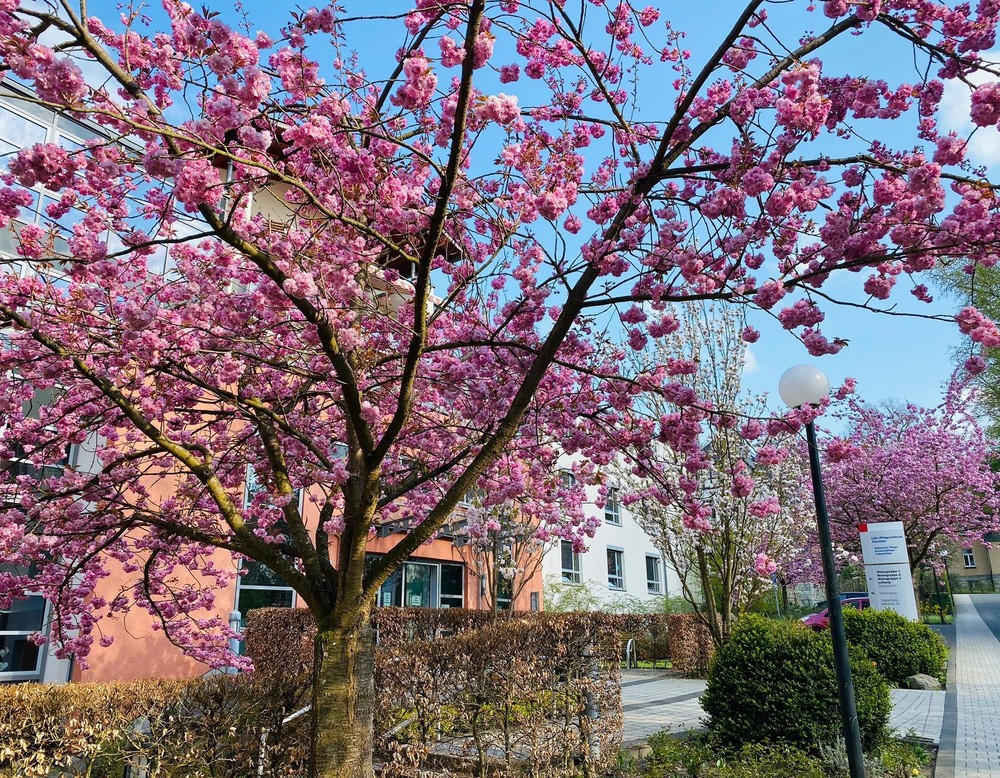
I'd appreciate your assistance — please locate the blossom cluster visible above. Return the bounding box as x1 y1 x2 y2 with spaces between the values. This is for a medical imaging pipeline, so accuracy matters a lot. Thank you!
0 0 996 667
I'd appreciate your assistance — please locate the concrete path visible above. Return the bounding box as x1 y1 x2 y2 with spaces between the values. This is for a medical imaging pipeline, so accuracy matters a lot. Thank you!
937 593 1000 778
622 669 945 745
621 674 706 743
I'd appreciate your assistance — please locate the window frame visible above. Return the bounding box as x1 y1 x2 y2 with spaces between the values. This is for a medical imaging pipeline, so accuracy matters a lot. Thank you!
0 573 49 684
645 554 662 594
607 547 625 590
963 548 976 568
560 540 581 585
372 558 465 609
605 486 622 526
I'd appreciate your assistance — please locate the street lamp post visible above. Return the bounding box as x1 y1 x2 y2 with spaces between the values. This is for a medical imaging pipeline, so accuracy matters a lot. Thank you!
779 365 866 778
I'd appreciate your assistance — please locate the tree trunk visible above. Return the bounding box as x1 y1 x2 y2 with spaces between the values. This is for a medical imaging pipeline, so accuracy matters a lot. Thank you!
696 547 723 645
311 620 376 778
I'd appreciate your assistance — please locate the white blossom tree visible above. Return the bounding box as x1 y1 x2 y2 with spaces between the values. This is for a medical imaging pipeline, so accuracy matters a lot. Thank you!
626 303 815 643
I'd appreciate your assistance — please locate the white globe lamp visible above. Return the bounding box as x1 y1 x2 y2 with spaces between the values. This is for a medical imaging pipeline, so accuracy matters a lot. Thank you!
778 364 830 408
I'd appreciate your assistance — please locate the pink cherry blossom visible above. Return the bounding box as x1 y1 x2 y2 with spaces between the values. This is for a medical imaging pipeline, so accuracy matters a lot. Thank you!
0 0 996 769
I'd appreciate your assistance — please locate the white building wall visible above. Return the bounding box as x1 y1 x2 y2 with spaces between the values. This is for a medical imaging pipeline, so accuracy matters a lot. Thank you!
542 458 681 610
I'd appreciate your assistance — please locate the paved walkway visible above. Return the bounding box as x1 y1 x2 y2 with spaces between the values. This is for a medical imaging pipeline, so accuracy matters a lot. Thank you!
937 593 1000 778
622 674 706 742
622 671 944 745
623 596 1000 775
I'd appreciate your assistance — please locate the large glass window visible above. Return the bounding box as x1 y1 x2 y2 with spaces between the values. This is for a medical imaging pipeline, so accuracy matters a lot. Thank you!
1 389 71 507
495 576 513 611
234 466 297 626
374 559 464 609
646 555 662 594
404 563 434 607
0 103 47 150
607 548 625 590
560 540 581 584
440 564 464 608
235 558 295 613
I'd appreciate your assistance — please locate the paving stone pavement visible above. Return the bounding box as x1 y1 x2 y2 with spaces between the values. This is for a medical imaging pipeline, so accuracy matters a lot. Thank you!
937 593 1000 778
621 666 945 745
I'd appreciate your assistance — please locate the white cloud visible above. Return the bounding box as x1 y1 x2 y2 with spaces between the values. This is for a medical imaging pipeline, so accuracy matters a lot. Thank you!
742 344 759 375
939 51 1000 168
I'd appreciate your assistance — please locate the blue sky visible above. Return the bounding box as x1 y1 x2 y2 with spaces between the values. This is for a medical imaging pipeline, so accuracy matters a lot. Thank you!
80 0 996 414
300 3 994 413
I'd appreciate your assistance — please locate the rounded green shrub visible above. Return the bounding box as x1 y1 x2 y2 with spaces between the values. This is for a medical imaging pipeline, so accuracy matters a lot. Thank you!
702 614 891 754
842 607 947 685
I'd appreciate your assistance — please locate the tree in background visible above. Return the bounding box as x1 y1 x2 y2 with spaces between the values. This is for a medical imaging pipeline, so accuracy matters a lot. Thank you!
940 246 1000 436
457 495 545 615
1 1 1000 775
822 376 1000 570
627 303 816 644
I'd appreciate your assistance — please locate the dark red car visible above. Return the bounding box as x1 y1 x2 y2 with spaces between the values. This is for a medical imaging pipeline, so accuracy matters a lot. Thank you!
801 597 871 630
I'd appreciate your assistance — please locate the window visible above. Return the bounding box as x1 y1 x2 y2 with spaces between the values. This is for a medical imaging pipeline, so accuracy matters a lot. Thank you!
964 548 976 568
607 548 625 590
1 388 72 506
460 487 480 507
234 561 295 620
234 466 298 628
560 540 581 584
0 565 47 683
646 555 662 594
605 486 621 525
0 595 47 682
530 592 540 612
440 563 464 609
496 576 513 611
374 559 464 609
560 470 577 489
0 95 101 285
0 102 47 155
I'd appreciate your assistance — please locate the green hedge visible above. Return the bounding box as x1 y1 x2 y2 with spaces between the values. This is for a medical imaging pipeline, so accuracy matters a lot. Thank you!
843 608 948 685
702 615 891 754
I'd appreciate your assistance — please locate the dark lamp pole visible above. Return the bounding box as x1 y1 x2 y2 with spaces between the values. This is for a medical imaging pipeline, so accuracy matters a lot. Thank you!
779 365 865 778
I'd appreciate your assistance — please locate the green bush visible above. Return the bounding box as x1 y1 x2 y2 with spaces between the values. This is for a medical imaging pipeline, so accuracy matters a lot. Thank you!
642 732 933 778
644 733 827 777
701 615 891 755
842 608 948 685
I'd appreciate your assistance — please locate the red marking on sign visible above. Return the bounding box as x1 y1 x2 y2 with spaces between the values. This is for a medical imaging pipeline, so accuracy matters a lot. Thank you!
858 524 868 533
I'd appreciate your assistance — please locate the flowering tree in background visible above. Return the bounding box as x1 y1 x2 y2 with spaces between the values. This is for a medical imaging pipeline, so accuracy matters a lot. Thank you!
626 303 815 644
457 494 545 616
822 377 1000 571
2 0 1000 774
941 264 1000 436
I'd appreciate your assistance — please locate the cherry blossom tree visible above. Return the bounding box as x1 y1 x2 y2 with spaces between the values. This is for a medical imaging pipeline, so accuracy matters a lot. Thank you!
822 376 1000 570
625 303 815 644
1 1 1000 775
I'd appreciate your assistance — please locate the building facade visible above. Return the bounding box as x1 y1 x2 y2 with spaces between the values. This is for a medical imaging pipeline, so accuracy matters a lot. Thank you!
945 534 1000 592
542 462 679 611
